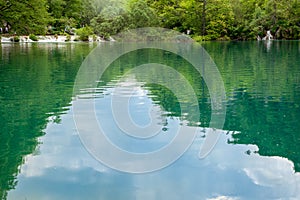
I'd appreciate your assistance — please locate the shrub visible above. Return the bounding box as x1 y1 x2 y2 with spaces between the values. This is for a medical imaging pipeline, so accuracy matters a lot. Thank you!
29 34 38 41
10 36 20 42
216 35 230 41
92 34 97 42
65 33 71 42
14 36 20 42
75 26 93 41
193 35 206 42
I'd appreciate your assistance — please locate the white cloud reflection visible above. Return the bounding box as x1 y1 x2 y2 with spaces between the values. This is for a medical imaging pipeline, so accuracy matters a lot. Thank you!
207 196 239 200
8 87 300 200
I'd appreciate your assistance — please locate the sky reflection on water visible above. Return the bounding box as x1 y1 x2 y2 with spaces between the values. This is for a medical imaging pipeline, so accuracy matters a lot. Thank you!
8 86 300 200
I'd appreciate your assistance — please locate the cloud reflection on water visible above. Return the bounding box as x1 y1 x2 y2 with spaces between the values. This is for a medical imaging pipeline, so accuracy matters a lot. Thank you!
8 82 300 200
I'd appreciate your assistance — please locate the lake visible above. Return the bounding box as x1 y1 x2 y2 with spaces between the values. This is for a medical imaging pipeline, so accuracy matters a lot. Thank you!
0 40 300 200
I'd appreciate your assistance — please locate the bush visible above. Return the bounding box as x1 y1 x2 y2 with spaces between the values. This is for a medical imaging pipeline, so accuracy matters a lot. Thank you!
14 36 20 42
75 26 93 41
92 34 97 42
65 33 71 42
91 14 127 40
10 36 20 42
193 35 209 42
216 35 231 41
29 34 38 41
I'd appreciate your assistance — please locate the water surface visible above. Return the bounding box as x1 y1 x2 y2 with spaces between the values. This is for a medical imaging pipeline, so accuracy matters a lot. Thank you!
0 41 299 200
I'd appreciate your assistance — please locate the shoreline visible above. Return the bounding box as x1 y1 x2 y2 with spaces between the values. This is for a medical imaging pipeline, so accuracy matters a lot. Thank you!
0 35 107 43
1 35 299 43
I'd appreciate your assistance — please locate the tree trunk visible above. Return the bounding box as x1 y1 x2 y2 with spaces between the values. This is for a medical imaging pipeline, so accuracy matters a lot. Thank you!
202 0 207 36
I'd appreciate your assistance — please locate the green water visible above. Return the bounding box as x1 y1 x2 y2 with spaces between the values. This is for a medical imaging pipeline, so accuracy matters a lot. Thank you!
0 43 96 199
0 41 299 199
205 41 300 171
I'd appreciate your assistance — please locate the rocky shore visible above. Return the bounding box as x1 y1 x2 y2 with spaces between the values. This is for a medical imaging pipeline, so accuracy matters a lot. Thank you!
0 35 106 43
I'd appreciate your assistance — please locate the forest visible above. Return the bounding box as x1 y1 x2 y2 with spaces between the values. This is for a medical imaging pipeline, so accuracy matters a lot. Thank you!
0 0 299 40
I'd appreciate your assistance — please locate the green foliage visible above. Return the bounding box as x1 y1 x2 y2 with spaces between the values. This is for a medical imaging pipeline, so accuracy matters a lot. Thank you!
65 33 71 42
75 26 93 41
127 0 159 28
148 0 300 40
0 0 299 40
147 0 185 31
92 34 97 42
29 34 38 41
91 12 127 39
192 35 212 42
89 0 129 39
47 0 83 32
205 0 234 40
230 0 300 40
90 0 160 39
10 36 20 42
80 0 99 25
0 0 49 34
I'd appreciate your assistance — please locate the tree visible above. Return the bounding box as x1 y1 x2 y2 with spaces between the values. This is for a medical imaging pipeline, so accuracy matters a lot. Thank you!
178 0 203 34
202 0 207 35
147 0 183 30
263 0 300 39
80 0 101 26
90 0 159 39
46 0 83 33
127 0 159 28
0 0 49 34
0 0 299 39
90 0 128 39
205 0 234 40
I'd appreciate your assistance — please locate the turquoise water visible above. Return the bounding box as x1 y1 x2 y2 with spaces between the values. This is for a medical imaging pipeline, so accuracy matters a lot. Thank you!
0 41 300 199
